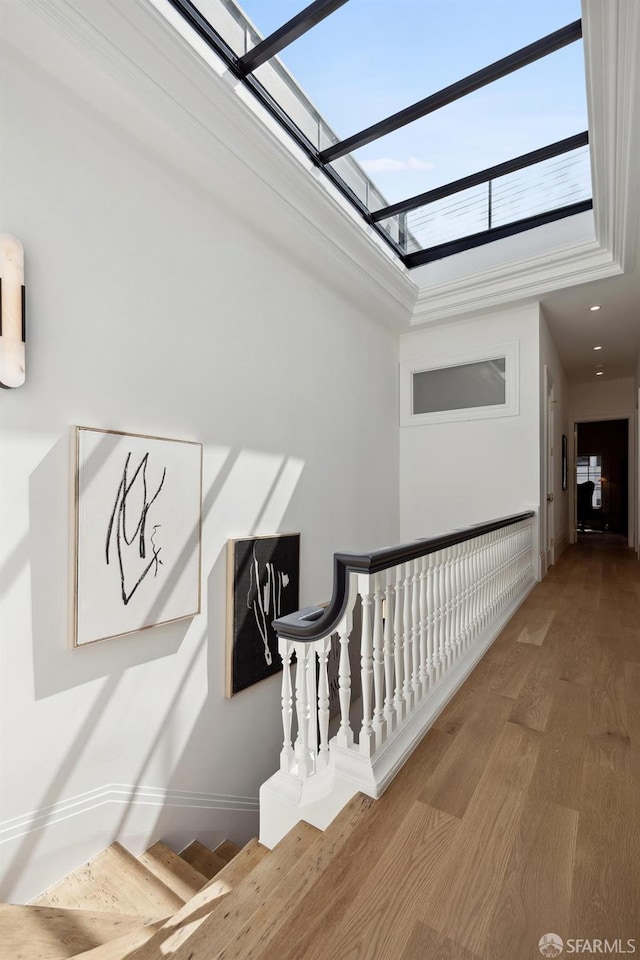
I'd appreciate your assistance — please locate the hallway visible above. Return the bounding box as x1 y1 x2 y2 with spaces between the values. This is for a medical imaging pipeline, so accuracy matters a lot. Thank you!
260 538 640 960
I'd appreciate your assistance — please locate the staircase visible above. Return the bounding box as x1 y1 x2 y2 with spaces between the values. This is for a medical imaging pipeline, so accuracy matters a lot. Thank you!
0 795 373 960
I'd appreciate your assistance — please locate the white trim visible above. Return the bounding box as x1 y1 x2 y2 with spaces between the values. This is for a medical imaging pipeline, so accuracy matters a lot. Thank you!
400 340 519 427
0 784 259 845
411 237 620 326
584 0 640 272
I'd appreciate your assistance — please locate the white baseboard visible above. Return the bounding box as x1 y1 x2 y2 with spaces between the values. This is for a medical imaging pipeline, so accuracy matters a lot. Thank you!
0 783 259 904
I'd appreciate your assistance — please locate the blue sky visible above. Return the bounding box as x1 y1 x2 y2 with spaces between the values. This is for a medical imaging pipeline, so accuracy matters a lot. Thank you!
237 0 587 203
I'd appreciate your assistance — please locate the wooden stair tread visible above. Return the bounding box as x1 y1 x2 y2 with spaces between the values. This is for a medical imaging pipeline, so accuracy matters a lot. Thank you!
128 838 267 960
31 843 183 917
179 841 237 880
0 904 155 960
137 842 208 900
154 821 321 960
66 921 165 960
128 828 309 960
199 794 376 960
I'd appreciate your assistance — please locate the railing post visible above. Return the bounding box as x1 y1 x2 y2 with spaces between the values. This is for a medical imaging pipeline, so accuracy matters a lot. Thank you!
336 619 354 748
294 643 313 779
316 636 331 771
411 559 422 703
372 573 387 747
402 562 414 712
426 552 436 683
279 637 295 773
359 577 375 758
394 566 406 721
418 555 429 696
383 570 397 732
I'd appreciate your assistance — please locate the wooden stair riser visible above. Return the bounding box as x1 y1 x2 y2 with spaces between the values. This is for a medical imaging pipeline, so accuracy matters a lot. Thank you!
137 843 208 900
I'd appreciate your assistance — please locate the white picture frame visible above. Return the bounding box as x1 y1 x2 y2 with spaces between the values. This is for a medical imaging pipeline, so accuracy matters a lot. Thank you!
400 340 520 427
73 426 202 646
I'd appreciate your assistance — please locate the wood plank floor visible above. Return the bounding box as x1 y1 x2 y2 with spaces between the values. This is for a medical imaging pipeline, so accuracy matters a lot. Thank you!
264 537 640 960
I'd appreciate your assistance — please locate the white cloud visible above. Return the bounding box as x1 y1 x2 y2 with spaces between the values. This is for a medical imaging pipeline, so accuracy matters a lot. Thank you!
362 156 435 173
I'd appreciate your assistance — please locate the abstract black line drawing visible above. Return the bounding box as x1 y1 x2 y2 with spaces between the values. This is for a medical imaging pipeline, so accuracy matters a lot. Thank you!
226 534 300 696
105 451 167 606
247 546 291 667
74 427 202 646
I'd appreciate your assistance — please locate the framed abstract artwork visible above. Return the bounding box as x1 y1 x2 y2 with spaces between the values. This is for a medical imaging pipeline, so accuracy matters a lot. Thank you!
73 426 202 646
226 534 300 697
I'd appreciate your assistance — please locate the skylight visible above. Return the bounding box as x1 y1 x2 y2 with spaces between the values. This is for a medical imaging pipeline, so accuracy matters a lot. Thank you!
168 0 591 267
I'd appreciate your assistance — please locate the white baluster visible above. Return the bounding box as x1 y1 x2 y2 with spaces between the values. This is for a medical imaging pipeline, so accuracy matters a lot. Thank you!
383 572 397 732
443 548 453 666
402 562 414 713
316 636 331 771
279 637 294 773
426 552 436 684
451 543 462 658
394 565 406 721
418 555 429 696
372 574 387 747
411 559 422 703
436 552 447 676
336 622 354 748
294 643 313 779
359 582 375 757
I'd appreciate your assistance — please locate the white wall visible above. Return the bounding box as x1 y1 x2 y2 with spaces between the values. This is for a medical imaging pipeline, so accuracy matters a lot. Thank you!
399 304 541 541
0 6 400 900
540 311 570 559
568 377 636 547
636 354 640 555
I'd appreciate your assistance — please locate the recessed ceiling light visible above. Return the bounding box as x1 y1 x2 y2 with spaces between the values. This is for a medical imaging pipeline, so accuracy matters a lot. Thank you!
590 305 601 311
593 345 602 350
596 371 604 376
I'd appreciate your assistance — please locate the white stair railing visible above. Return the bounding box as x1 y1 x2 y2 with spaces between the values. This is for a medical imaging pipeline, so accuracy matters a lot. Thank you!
261 511 536 846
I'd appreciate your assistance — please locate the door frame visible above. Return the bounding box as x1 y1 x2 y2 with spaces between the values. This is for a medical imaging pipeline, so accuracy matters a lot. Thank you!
543 367 555 570
570 413 635 548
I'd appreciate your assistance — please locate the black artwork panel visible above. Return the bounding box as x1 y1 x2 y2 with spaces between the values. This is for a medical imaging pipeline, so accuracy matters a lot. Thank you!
227 534 300 696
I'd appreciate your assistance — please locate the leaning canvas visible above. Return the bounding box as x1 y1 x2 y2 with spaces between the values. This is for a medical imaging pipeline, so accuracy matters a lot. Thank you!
74 426 202 646
226 534 300 697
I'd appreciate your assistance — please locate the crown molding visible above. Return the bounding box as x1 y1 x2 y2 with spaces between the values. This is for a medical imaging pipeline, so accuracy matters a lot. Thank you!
411 236 621 326
10 0 417 326
584 0 640 272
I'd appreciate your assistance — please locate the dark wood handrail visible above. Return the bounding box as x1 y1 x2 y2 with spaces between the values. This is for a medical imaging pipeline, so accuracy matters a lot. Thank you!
273 511 534 642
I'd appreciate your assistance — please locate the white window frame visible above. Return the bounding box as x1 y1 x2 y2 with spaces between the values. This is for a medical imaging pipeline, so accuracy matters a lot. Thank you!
400 340 520 427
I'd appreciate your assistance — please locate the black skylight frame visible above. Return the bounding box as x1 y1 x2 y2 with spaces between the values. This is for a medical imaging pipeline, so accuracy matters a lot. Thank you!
167 0 592 268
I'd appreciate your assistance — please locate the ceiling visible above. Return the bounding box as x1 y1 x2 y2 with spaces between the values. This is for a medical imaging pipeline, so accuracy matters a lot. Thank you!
541 263 640 385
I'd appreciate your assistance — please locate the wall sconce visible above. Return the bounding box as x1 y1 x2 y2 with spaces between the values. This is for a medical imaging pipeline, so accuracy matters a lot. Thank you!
0 234 26 388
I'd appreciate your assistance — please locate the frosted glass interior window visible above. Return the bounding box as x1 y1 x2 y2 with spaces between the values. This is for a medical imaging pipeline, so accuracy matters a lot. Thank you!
412 358 506 415
400 341 518 426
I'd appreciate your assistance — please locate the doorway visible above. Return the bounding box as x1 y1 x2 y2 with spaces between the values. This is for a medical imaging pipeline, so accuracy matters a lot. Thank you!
576 419 629 537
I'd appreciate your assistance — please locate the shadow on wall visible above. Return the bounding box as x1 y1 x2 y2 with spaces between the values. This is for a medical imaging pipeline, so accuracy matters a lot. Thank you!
1 429 306 898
